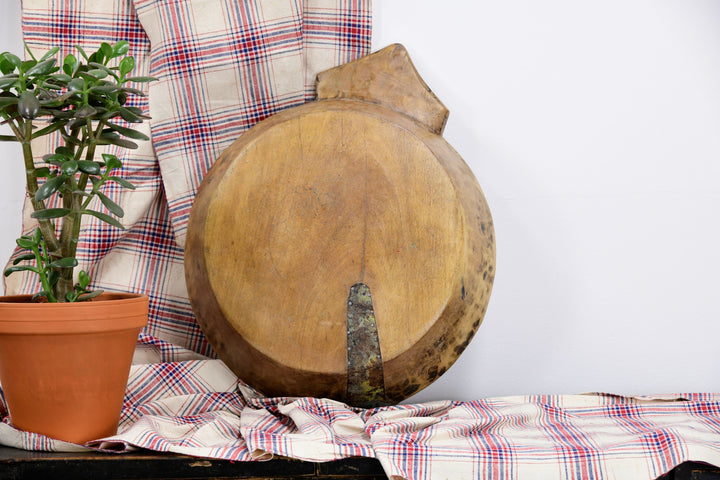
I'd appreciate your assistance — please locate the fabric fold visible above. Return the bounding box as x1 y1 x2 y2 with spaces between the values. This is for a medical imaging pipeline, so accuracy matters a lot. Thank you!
367 394 720 480
240 396 375 461
6 370 720 480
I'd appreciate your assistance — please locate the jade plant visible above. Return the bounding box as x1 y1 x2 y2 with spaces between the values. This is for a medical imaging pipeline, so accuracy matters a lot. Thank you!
0 41 155 302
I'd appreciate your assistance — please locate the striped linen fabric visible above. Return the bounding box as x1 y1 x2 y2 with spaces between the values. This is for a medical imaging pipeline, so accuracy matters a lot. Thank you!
134 0 372 247
5 355 720 480
366 393 720 480
5 0 370 354
10 0 213 356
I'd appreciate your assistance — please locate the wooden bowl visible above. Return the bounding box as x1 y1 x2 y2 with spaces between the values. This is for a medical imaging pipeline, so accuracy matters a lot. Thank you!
185 44 495 406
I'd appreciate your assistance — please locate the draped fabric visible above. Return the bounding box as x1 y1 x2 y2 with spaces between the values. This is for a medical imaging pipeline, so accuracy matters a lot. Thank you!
6 0 371 356
5 365 720 480
4 3 720 480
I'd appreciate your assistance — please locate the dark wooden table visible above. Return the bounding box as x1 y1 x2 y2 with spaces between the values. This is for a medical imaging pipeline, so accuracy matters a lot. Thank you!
0 446 388 480
670 462 720 480
2 445 720 479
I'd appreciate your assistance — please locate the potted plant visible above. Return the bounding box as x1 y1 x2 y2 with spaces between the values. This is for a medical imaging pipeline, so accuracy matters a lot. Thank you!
0 41 155 444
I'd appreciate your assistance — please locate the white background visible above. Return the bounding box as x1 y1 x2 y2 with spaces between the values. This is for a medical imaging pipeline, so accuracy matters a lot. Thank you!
1 1 719 402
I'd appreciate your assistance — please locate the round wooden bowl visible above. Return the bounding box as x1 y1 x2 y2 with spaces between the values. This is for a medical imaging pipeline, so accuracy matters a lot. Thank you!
185 44 495 406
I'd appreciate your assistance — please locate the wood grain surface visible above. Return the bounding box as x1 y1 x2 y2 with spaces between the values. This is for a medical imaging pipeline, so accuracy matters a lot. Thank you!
185 45 495 403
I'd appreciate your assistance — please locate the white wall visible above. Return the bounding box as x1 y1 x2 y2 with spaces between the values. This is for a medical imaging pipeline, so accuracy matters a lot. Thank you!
0 1 24 277
2 1 719 401
373 0 720 402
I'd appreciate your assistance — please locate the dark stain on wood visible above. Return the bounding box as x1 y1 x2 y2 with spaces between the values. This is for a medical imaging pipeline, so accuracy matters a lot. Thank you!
345 283 388 408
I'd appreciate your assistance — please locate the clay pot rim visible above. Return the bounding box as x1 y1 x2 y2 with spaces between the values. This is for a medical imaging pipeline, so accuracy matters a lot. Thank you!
0 292 149 334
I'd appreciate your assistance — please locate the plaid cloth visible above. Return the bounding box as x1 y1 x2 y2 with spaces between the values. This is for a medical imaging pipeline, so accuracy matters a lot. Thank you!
366 394 720 480
4 2 720 480
12 0 210 356
4 354 720 480
7 0 370 354
134 0 371 247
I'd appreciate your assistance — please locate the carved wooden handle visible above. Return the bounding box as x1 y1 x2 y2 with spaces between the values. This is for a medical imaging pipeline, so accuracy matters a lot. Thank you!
316 44 449 135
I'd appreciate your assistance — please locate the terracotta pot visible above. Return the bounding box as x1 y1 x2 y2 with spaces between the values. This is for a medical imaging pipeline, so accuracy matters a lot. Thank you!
0 292 148 444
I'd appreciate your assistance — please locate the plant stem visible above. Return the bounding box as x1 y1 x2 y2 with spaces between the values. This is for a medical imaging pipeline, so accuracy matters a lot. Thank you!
56 125 89 300
32 241 57 302
16 119 62 260
55 117 106 300
56 176 79 301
